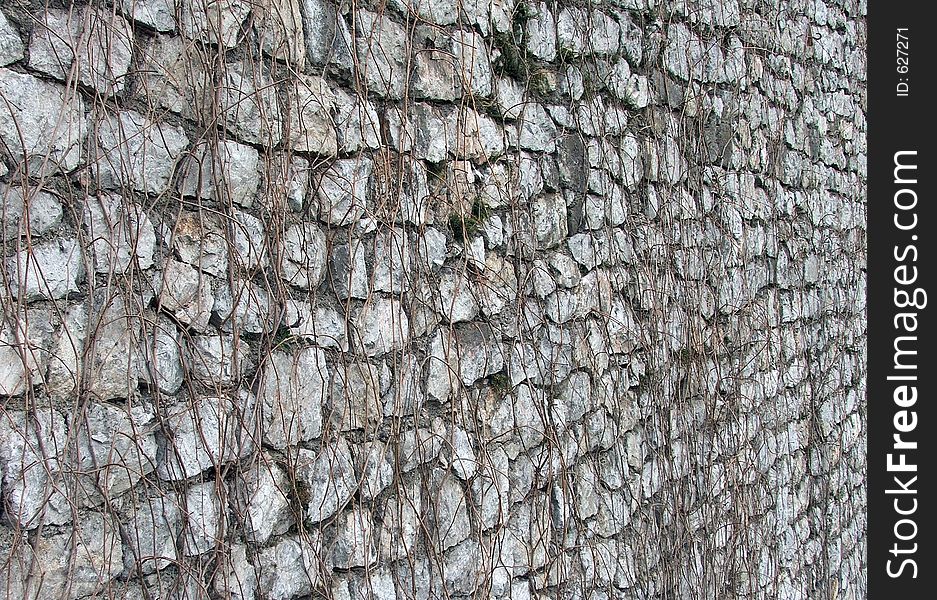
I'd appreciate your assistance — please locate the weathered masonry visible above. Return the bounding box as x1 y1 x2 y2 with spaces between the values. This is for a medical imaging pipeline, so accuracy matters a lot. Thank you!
0 0 866 599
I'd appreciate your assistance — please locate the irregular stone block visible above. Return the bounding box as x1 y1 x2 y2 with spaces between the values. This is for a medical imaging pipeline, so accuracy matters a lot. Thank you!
287 74 337 155
0 184 62 240
259 347 328 448
179 0 251 47
303 0 353 70
426 468 471 551
137 34 210 119
29 512 124 597
373 228 412 294
156 391 256 480
0 310 52 397
84 193 156 274
0 69 85 173
93 109 189 195
412 49 462 101
0 10 24 66
379 477 422 560
328 508 378 568
318 157 373 225
234 456 294 544
255 0 306 66
0 408 69 529
213 543 258 600
452 30 493 97
353 298 410 357
178 140 261 208
256 534 322 600
119 0 176 31
121 495 182 575
296 437 357 523
328 361 385 432
524 3 557 61
355 9 409 98
280 222 328 290
218 59 282 146
75 401 158 502
155 259 214 331
182 481 226 555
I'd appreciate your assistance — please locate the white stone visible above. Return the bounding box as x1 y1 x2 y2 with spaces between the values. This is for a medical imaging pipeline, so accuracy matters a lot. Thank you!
256 534 323 600
428 469 471 550
178 140 261 208
330 238 369 299
373 228 412 293
354 298 410 357
6 236 83 301
0 408 69 529
235 457 294 544
76 8 135 96
84 193 156 274
380 478 422 559
288 74 338 155
156 259 214 331
329 508 378 568
121 495 182 574
171 211 229 277
94 110 189 195
75 401 158 502
141 314 185 394
213 279 273 334
157 391 256 480
297 438 357 523
412 49 462 100
333 88 382 152
355 10 409 98
180 0 250 47
255 0 305 65
213 544 258 600
281 222 328 289
0 10 24 66
229 209 268 270
29 512 123 597
183 481 225 555
438 269 479 323
186 333 244 385
0 311 51 397
137 34 209 119
120 0 176 31
531 194 568 249
303 0 353 69
557 8 620 56
355 441 395 499
318 157 373 225
452 30 493 97
0 185 62 239
328 361 386 432
218 59 282 146
259 347 328 448
496 77 526 120
525 3 557 61
27 9 77 79
0 69 85 173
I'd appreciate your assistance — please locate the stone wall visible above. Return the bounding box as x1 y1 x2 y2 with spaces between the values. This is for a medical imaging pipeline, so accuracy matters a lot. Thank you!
0 0 866 598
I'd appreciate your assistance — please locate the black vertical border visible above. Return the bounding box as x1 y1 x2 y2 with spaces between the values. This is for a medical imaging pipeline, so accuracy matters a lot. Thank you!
868 2 934 596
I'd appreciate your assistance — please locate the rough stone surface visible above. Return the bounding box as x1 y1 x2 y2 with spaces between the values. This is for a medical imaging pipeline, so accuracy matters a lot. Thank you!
0 2 867 598
0 69 85 173
93 110 189 195
259 347 328 448
297 438 357 523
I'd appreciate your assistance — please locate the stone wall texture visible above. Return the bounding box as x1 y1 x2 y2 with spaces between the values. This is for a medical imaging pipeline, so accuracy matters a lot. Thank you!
0 0 866 598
